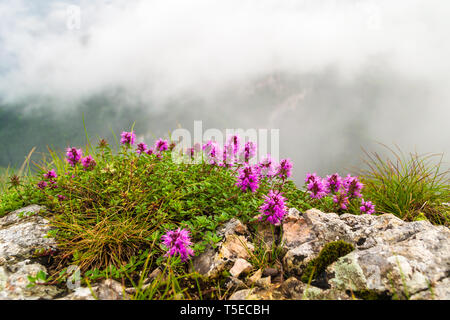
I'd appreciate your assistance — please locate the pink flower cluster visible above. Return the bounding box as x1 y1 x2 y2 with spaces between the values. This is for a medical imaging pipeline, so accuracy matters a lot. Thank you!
120 131 136 145
236 165 260 193
121 131 170 158
258 190 287 225
66 147 97 171
360 199 375 215
37 169 59 190
66 147 83 167
304 172 375 214
161 228 194 262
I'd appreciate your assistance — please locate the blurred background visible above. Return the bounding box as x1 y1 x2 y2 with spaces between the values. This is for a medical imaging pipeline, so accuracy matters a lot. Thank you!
0 0 449 185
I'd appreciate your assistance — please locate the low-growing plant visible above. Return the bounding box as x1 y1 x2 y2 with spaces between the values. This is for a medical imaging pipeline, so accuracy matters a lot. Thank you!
300 171 377 216
0 148 41 217
359 144 450 225
23 129 300 283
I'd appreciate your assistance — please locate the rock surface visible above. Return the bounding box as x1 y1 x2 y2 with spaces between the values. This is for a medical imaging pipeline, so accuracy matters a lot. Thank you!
0 206 449 300
0 205 62 300
279 209 450 299
192 218 255 277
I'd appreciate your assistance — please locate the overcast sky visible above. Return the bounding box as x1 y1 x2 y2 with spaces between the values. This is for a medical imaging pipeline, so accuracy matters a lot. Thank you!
0 0 449 179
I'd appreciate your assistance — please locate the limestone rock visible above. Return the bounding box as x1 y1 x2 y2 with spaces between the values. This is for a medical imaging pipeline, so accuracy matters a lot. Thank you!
281 208 450 300
0 260 62 300
281 208 313 249
60 279 128 300
193 228 254 277
229 258 252 278
0 205 56 266
248 269 262 285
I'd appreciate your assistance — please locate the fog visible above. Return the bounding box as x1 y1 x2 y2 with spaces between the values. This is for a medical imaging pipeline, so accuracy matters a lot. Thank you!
1 0 449 183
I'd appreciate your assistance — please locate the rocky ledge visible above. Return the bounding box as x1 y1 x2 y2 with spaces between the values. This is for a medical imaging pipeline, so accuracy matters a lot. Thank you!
0 205 448 300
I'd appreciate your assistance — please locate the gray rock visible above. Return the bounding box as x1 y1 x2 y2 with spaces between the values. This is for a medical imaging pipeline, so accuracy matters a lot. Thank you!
192 219 254 277
281 208 450 299
0 205 62 300
0 260 62 300
60 279 128 300
0 205 56 266
229 288 256 300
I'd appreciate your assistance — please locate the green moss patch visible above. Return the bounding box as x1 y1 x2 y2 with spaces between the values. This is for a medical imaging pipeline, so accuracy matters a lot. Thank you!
301 240 354 283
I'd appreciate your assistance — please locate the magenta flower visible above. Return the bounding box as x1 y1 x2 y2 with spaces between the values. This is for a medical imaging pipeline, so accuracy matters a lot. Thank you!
227 135 241 155
324 173 342 194
220 144 235 167
259 190 287 225
146 148 154 155
360 199 375 215
66 147 83 167
236 165 260 192
333 192 350 210
343 175 364 198
240 141 257 163
276 158 293 180
136 142 148 154
186 147 195 158
305 172 320 184
258 155 276 178
154 139 169 152
203 141 222 165
161 228 194 262
307 178 326 199
120 131 136 145
37 181 47 190
193 142 202 152
44 169 57 180
81 155 97 170
57 195 67 201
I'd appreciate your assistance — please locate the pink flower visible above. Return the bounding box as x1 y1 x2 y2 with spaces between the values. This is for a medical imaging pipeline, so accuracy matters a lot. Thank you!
37 181 47 189
343 175 364 198
227 135 241 155
81 155 97 170
360 199 375 215
305 172 320 184
239 141 257 163
333 192 349 210
136 142 148 154
276 158 293 180
161 228 194 262
44 169 57 180
66 147 83 167
154 139 169 152
220 144 235 167
236 165 260 193
307 179 326 199
258 155 276 178
324 173 342 194
203 141 222 165
258 190 287 225
120 131 136 145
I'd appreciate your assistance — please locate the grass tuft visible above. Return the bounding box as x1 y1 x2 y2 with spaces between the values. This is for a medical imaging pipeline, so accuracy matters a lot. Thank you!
360 144 449 226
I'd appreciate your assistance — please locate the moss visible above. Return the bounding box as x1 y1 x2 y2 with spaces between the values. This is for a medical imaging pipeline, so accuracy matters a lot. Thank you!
301 240 354 283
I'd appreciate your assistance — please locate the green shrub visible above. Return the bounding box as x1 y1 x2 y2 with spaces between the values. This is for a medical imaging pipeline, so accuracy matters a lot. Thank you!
27 136 303 273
